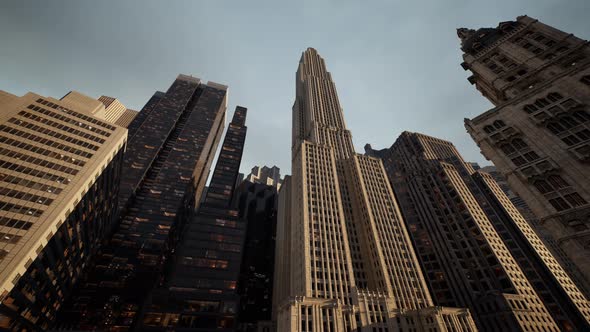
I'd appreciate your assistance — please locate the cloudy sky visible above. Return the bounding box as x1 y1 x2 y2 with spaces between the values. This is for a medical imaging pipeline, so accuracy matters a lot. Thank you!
1 0 589 175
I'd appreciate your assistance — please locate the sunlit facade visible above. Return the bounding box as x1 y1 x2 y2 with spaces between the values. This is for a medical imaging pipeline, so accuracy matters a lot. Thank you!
0 91 127 329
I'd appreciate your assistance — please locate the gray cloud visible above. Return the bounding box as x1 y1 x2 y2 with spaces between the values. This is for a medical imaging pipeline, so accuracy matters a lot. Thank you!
1 0 588 175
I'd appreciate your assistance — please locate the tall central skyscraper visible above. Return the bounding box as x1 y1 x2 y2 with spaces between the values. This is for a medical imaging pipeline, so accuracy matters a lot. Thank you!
274 48 476 331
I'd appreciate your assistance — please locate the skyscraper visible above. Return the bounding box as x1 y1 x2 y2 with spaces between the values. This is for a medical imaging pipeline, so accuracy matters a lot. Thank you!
56 75 227 330
274 48 476 331
245 165 283 190
366 132 590 331
0 90 127 329
235 180 279 332
459 15 590 285
141 106 248 330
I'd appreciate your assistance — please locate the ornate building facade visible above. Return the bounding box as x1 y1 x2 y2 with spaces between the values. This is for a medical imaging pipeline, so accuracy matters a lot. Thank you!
460 15 590 290
274 48 476 331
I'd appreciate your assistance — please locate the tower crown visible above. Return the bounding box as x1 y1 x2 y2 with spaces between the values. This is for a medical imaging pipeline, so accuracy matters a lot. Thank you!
457 28 476 44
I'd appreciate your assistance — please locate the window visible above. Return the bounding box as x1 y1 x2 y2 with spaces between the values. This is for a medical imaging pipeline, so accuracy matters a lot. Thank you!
534 98 550 108
565 193 587 207
581 75 590 86
493 120 506 129
547 175 568 189
547 122 565 135
511 156 527 166
561 116 580 129
534 180 553 194
573 110 590 123
547 92 563 102
549 197 570 212
523 104 538 113
484 125 495 134
512 138 528 150
500 144 516 155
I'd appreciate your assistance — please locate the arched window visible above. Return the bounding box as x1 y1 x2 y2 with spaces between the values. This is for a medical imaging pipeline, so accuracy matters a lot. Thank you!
560 116 580 129
581 75 590 86
493 120 506 129
548 175 569 189
500 144 516 155
534 180 553 194
523 104 538 113
547 122 565 135
484 125 495 134
512 138 528 150
534 98 550 108
573 110 590 123
547 92 563 102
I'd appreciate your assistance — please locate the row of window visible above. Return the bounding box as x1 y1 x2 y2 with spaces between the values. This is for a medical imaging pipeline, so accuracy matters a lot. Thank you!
0 217 32 231
27 104 111 138
0 147 79 176
0 200 43 217
0 160 69 183
0 187 53 206
36 98 116 131
0 135 85 167
0 125 94 159
522 92 564 114
7 118 99 151
18 111 105 144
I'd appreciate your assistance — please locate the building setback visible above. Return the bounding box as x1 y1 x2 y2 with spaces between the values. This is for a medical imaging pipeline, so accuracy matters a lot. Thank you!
459 15 590 287
235 180 278 331
274 48 477 331
366 131 590 331
141 106 248 330
245 165 283 190
0 91 127 329
55 75 227 330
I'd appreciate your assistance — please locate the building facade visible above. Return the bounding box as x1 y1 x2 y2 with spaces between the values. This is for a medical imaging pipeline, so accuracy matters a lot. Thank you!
366 132 590 331
235 180 278 331
245 165 283 190
460 15 590 287
479 165 590 296
274 48 476 331
141 106 248 330
0 91 127 329
56 75 228 330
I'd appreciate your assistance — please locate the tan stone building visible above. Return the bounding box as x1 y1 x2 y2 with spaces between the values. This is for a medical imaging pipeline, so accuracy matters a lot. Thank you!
0 90 127 329
274 48 477 331
460 15 590 290
367 132 590 331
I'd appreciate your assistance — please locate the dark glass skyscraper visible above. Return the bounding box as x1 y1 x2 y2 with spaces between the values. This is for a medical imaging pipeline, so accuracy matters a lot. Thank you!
235 181 278 332
141 106 248 330
56 75 228 330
